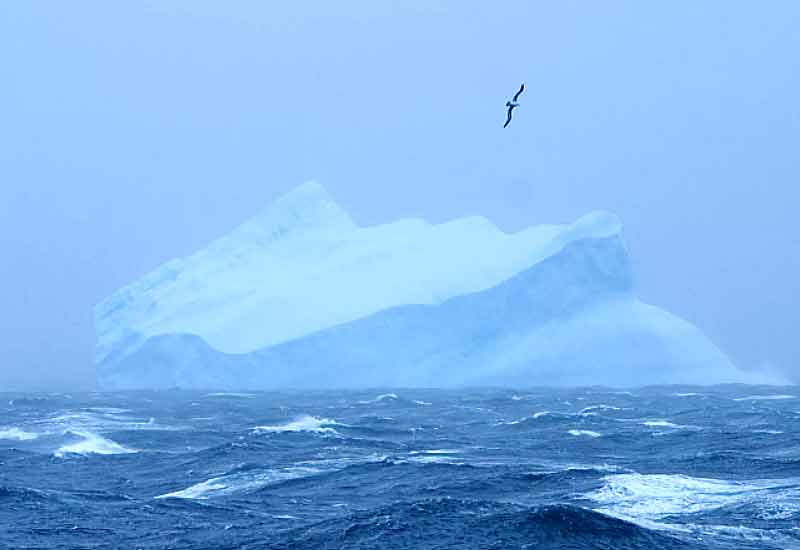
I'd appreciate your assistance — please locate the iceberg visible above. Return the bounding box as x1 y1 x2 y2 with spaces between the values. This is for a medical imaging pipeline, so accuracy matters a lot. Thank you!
95 182 755 389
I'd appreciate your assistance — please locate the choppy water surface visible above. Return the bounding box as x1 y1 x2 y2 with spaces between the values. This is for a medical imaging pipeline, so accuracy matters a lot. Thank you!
1 386 799 549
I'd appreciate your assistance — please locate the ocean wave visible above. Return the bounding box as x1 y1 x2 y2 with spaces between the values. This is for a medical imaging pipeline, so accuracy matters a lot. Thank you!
0 427 38 441
40 410 169 434
159 454 391 500
568 429 602 438
253 415 343 434
407 449 464 465
83 407 131 414
0 485 52 505
733 394 796 401
641 420 699 432
270 499 682 549
357 393 399 404
54 431 137 457
578 405 622 415
408 449 461 455
156 466 322 499
497 411 573 425
642 420 680 428
585 472 798 527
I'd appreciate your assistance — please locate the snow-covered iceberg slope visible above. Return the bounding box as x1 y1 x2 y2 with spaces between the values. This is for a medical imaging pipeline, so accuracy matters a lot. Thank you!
95 182 753 389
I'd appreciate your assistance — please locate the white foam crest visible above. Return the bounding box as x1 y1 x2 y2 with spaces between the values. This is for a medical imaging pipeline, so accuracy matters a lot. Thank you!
405 451 465 465
586 473 791 520
253 415 343 434
55 431 136 457
205 392 256 398
641 420 699 431
579 405 621 415
672 392 703 397
85 407 131 414
568 429 602 438
413 400 432 406
156 466 321 500
409 449 461 455
496 411 569 425
685 523 798 546
642 420 680 428
511 394 539 401
733 394 796 401
0 427 38 441
42 410 169 433
358 393 398 404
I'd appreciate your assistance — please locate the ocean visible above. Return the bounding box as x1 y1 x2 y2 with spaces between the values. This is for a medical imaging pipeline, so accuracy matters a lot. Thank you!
1 386 798 549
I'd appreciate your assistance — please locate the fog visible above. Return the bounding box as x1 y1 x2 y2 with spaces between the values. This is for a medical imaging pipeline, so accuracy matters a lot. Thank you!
1 1 798 390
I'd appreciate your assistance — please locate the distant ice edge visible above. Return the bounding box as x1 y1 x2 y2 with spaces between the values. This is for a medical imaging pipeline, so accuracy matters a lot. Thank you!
95 183 759 389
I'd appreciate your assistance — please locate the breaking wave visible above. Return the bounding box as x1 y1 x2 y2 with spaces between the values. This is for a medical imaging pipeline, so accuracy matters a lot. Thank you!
733 394 796 401
568 429 602 438
253 415 343 434
357 393 399 404
0 427 38 441
55 431 137 457
156 466 323 500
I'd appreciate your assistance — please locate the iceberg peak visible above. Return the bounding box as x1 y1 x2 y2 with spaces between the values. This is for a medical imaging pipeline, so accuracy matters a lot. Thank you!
95 181 754 389
230 181 355 244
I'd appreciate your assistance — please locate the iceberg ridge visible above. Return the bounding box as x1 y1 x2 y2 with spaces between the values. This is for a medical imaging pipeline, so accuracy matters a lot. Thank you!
95 182 754 389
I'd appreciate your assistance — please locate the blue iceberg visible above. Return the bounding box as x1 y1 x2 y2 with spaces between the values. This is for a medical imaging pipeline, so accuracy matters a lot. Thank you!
95 182 758 389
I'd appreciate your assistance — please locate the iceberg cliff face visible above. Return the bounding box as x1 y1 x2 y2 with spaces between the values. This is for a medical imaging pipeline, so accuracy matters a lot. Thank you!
96 182 752 389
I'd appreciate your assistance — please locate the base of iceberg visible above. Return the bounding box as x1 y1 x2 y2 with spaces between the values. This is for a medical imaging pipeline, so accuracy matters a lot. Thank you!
95 184 758 389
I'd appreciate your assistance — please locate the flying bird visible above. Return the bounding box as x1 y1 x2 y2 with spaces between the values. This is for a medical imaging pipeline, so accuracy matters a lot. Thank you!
503 83 524 128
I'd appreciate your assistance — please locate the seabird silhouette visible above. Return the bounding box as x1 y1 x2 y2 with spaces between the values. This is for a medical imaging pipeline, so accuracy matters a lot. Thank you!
503 83 524 128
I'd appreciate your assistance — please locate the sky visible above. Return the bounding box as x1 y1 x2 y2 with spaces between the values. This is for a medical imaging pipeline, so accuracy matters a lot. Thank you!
1 1 798 390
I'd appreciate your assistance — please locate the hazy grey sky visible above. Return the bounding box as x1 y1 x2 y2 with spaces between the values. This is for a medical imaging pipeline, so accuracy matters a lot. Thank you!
1 1 798 389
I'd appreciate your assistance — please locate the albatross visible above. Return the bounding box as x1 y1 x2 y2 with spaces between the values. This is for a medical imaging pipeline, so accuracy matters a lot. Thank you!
503 83 524 128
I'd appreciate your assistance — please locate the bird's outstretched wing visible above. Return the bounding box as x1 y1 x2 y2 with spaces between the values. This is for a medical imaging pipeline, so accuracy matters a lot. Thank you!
512 83 524 102
503 106 514 128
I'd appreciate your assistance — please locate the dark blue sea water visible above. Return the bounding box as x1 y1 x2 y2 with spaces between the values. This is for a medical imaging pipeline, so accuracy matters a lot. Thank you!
1 386 799 549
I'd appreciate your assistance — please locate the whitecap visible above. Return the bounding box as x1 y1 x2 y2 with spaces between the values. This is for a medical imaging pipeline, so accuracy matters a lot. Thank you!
409 449 461 455
155 465 323 500
156 458 374 500
358 393 398 404
204 393 256 398
642 420 681 428
84 407 131 414
568 429 602 438
578 405 621 415
158 477 229 499
585 473 796 523
253 415 343 434
0 427 38 441
496 411 569 425
407 456 463 464
733 395 796 401
413 400 432 406
55 431 136 457
42 410 171 433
